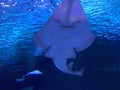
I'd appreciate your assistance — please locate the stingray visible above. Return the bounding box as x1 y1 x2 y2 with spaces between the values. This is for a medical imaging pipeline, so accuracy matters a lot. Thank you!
34 0 95 76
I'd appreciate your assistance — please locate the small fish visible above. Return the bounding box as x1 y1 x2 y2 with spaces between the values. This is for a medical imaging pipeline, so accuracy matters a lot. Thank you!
26 70 42 76
15 70 42 82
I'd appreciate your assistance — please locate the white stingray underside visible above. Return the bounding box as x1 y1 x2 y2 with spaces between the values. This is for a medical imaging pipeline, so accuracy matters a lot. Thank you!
34 0 95 76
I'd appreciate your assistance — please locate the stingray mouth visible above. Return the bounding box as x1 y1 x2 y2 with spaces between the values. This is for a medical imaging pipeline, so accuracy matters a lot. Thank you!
60 25 75 28
56 19 80 29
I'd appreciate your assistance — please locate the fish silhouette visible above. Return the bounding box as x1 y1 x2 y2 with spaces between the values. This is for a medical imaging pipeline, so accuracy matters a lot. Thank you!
34 0 95 76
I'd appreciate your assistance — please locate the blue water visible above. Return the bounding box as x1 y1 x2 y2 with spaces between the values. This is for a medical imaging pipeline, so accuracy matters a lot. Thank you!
0 0 120 90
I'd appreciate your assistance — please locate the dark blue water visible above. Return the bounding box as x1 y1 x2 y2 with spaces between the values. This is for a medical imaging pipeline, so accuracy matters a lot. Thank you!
0 0 120 90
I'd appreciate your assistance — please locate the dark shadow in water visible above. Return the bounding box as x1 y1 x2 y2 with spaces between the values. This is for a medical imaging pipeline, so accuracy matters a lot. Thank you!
0 38 120 90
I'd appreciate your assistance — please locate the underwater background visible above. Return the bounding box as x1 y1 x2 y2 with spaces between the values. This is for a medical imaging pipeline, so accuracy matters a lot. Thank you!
0 0 120 90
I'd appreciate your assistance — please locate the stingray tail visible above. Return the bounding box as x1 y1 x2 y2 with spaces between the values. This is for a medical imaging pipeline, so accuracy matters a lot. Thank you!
53 57 84 76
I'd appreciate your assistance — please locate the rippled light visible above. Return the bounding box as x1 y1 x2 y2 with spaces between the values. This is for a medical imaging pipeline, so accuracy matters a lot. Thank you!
0 2 10 7
0 1 18 7
12 2 17 6
40 0 45 2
